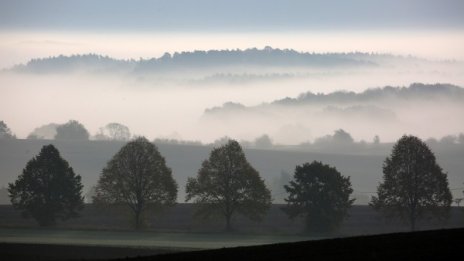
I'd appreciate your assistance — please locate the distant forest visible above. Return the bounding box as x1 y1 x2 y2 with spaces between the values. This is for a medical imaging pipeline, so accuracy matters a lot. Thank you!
8 47 431 74
205 83 464 114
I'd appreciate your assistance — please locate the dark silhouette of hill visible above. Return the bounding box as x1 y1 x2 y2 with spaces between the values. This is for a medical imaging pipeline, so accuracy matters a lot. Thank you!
8 47 433 74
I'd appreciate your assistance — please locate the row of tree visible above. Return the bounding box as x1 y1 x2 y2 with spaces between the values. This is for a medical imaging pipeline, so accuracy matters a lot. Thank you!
8 135 453 232
3 120 464 149
0 120 131 141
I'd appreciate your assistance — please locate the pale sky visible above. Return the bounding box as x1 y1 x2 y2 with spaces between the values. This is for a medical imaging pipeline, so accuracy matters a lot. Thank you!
1 0 464 68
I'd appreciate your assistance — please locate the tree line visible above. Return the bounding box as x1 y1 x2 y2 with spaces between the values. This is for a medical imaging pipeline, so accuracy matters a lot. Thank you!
7 135 454 233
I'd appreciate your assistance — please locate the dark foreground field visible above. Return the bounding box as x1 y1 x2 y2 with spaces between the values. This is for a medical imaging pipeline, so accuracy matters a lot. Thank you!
1 228 463 261
138 228 464 261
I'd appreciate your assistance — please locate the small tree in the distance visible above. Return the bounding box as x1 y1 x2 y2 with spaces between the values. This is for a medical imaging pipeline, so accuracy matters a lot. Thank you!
0 120 16 139
283 161 354 233
186 140 271 231
370 135 452 231
8 145 84 226
54 120 90 140
95 122 131 141
93 137 177 229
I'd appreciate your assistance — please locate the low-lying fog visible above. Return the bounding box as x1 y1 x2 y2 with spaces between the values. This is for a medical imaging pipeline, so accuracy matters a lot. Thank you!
1 53 464 144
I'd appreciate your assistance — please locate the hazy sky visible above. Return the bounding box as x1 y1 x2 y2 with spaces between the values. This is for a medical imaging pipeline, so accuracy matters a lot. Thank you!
1 0 463 68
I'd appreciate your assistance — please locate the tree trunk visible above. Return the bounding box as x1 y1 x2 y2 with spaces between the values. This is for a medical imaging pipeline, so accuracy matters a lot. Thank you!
135 210 141 230
410 212 416 231
225 214 232 232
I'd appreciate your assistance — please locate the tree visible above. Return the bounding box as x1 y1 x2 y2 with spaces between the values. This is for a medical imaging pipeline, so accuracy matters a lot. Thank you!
54 120 90 140
27 123 58 140
314 129 354 145
8 145 84 226
94 122 131 141
0 120 16 139
186 140 271 231
332 129 354 143
370 135 452 231
254 134 273 149
283 161 354 233
93 137 177 229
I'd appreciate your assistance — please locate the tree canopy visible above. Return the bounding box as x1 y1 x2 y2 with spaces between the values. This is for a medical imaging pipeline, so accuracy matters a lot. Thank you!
283 161 354 233
54 120 90 140
94 122 131 141
186 140 271 231
8 145 84 226
93 137 177 229
0 120 16 139
370 135 452 231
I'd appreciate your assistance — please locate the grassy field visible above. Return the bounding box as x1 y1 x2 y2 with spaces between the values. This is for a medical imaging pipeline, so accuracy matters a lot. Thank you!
0 227 317 249
1 228 462 261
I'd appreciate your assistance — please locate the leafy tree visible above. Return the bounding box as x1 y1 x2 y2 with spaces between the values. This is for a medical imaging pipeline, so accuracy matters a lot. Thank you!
314 129 354 145
370 135 452 231
186 140 271 231
0 120 16 139
8 145 84 226
95 122 131 141
54 120 90 140
27 123 58 140
254 134 273 149
93 137 177 229
283 161 354 233
332 129 354 143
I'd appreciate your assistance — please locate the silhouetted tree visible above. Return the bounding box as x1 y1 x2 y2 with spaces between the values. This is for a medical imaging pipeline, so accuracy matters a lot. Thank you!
332 129 354 143
55 120 90 140
95 122 131 141
186 140 271 231
283 161 354 233
8 145 84 226
314 129 354 145
93 137 177 229
27 123 58 140
458 133 464 144
0 120 16 139
254 134 273 149
370 135 452 231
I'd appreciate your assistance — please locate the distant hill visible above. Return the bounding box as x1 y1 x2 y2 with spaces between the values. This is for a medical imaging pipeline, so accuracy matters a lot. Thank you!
8 47 432 74
205 83 464 114
11 54 135 74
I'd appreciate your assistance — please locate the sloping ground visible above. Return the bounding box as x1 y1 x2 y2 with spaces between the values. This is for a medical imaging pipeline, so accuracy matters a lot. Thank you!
0 243 178 261
125 228 464 261
0 228 462 261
